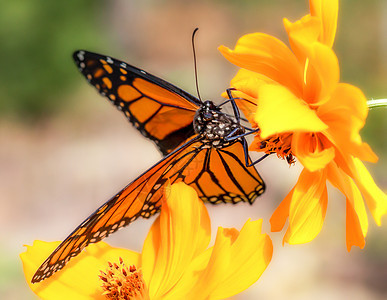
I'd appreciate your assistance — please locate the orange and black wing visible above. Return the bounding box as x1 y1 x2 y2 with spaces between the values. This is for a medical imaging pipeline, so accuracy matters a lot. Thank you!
73 50 201 155
32 137 264 283
185 140 265 204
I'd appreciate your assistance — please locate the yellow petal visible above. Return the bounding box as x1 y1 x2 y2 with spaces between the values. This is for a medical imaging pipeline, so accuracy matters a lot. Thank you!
309 0 339 47
194 220 273 300
228 90 259 126
190 227 233 299
219 33 304 97
142 182 211 298
20 241 140 300
292 131 335 172
254 84 328 139
230 68 275 97
284 168 328 244
351 158 387 226
326 162 368 250
226 69 274 124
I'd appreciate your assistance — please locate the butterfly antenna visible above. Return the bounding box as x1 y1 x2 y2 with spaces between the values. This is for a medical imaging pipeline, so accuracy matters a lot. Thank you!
192 28 203 103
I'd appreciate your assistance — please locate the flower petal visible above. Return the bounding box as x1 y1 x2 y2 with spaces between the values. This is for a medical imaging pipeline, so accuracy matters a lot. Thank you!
345 198 366 251
284 168 328 244
304 42 340 102
219 33 304 97
326 162 368 250
225 69 275 125
283 15 321 63
270 187 293 232
283 9 339 103
309 0 339 47
319 83 378 163
254 84 328 139
230 68 275 99
142 182 211 298
194 220 273 299
351 158 387 226
21 241 140 300
292 131 335 172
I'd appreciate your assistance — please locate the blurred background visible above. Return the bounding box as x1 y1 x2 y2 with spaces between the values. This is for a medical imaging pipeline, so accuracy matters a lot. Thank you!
1 0 386 299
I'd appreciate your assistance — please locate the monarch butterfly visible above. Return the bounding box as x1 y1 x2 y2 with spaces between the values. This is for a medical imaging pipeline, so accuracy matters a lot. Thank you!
31 50 265 283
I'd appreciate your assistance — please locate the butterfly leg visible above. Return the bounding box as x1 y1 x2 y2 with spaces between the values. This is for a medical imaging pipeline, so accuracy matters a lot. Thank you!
224 128 268 167
242 137 270 167
226 88 241 124
224 128 259 142
223 88 269 167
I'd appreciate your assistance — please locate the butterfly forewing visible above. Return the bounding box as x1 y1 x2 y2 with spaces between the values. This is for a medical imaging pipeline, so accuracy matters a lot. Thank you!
74 50 200 155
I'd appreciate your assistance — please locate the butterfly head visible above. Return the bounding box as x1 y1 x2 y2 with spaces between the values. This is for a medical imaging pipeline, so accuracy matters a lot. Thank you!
202 100 219 121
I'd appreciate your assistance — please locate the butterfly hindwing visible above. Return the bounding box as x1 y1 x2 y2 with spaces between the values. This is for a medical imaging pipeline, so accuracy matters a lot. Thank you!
189 140 265 204
73 50 201 155
31 136 264 283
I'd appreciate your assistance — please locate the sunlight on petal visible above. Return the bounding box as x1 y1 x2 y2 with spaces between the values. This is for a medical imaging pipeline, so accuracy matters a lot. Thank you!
254 84 327 139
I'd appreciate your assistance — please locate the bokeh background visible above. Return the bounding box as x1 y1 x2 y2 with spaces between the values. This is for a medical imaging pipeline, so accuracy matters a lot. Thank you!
1 0 386 299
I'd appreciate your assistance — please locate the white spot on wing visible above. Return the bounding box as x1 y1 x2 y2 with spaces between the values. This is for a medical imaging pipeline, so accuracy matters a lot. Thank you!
77 51 85 61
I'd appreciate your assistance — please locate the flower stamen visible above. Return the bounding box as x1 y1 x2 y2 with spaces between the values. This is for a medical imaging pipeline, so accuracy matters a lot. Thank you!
258 132 295 165
99 257 149 300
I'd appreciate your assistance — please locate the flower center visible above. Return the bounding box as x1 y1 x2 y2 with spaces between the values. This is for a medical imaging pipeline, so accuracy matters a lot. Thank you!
259 133 295 165
99 257 149 300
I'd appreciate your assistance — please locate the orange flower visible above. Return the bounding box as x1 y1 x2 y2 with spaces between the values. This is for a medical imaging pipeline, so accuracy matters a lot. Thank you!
21 183 273 299
219 0 387 250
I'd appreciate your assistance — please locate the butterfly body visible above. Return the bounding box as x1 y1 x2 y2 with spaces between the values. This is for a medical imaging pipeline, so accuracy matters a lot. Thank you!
32 50 265 283
193 100 243 148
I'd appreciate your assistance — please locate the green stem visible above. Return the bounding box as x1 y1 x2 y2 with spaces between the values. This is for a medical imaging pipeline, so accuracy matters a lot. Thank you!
367 99 387 109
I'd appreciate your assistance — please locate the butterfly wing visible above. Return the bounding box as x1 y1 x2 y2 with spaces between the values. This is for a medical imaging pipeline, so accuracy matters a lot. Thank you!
32 137 264 283
185 140 265 204
73 50 201 155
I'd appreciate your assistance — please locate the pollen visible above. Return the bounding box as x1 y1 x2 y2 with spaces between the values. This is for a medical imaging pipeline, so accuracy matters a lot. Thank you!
99 257 149 300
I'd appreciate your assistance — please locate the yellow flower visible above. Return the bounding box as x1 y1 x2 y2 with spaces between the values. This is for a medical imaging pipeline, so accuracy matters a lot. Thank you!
21 183 273 300
219 0 387 250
